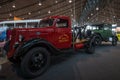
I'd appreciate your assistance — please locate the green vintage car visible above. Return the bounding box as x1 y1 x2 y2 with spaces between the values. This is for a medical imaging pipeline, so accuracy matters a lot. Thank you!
86 23 117 46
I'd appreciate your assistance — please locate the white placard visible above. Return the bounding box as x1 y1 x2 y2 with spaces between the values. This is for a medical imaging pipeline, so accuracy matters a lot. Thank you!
109 37 112 41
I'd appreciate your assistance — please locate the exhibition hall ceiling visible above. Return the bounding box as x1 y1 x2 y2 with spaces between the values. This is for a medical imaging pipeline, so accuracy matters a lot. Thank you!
0 0 120 26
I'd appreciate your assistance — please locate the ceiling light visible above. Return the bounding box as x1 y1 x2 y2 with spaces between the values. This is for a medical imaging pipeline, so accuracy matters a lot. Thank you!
48 10 51 14
71 14 73 17
55 1 58 3
38 11 40 13
113 16 115 18
9 13 12 16
38 2 42 6
91 13 93 16
69 0 72 3
96 7 99 10
28 12 31 15
12 4 16 8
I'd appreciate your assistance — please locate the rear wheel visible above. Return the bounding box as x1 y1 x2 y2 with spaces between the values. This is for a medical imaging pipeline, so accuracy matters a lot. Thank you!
112 37 117 46
20 47 50 78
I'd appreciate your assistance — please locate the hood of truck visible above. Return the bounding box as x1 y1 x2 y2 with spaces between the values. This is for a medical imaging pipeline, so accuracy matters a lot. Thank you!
14 27 54 33
11 27 54 42
13 27 54 34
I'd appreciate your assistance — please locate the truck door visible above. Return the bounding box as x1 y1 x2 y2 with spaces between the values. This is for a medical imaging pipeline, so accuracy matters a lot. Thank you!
54 18 72 49
103 26 112 39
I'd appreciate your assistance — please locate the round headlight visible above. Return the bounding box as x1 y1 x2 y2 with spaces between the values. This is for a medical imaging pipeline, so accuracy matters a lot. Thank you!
91 31 94 34
19 35 24 42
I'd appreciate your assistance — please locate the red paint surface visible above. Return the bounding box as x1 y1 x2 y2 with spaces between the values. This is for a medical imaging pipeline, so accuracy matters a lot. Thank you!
74 43 84 49
7 16 72 58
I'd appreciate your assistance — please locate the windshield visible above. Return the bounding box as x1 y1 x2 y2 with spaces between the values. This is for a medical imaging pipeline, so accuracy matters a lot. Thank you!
39 19 54 27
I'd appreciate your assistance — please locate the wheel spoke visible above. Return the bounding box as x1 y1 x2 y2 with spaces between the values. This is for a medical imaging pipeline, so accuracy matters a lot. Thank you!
28 52 47 72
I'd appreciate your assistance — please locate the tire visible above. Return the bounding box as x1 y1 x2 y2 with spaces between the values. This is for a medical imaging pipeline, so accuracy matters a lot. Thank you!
94 35 102 46
112 37 117 46
20 47 50 78
85 36 95 54
85 43 95 54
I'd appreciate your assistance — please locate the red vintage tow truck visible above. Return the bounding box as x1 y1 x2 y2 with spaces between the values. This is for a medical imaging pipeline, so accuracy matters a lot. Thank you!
3 16 96 78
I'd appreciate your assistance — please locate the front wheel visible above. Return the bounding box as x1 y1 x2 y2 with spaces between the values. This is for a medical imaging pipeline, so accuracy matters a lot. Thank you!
94 35 102 46
20 47 50 78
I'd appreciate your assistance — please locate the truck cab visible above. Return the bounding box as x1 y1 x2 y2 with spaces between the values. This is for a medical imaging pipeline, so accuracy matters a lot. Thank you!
5 16 72 58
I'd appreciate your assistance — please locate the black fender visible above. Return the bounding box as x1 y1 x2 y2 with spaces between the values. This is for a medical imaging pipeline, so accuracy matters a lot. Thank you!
111 36 118 41
92 33 103 40
14 38 61 59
